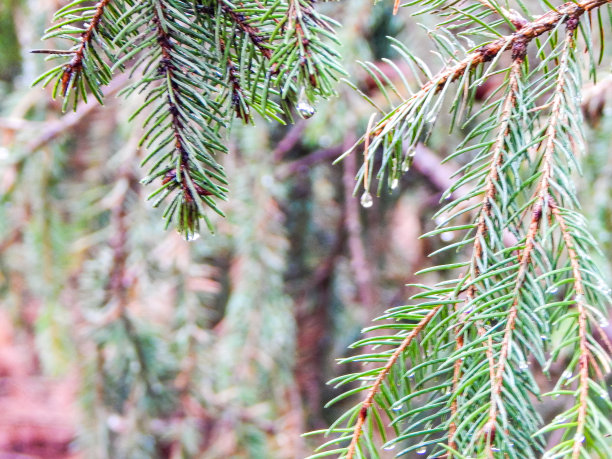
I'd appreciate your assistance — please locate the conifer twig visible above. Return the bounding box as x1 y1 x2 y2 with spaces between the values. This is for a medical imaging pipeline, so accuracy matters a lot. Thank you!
483 20 578 440
60 0 112 96
345 306 441 459
549 200 590 459
450 57 523 452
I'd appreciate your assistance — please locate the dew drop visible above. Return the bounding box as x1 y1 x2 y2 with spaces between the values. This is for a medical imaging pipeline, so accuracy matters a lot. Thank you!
540 335 548 341
547 286 559 295
554 416 566 424
574 433 585 443
360 191 373 208
391 178 399 190
296 89 316 119
383 443 396 451
391 404 404 411
181 231 201 242
519 361 529 371
491 447 501 452
416 447 427 455
441 231 455 242
561 370 573 380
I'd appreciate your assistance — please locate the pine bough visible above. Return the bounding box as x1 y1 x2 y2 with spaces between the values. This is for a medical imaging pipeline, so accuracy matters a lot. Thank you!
309 1 612 458
34 0 344 239
34 0 612 457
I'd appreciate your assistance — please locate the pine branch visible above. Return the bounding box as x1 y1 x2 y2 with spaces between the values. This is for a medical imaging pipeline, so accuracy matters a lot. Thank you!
349 0 612 192
345 306 442 459
450 57 524 453
549 200 590 459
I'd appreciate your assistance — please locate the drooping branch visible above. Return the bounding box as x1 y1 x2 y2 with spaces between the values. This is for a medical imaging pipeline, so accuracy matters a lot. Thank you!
549 200 591 459
61 0 112 95
483 20 578 441
449 57 524 452
345 306 441 459
371 0 611 147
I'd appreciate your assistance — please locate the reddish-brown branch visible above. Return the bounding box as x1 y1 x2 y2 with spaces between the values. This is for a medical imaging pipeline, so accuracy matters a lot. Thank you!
483 22 577 441
345 306 441 459
550 201 591 459
61 0 111 95
449 58 523 453
376 0 610 136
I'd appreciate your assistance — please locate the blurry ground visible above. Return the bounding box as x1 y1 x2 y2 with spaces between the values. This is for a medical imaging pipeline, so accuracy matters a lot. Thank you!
0 310 78 458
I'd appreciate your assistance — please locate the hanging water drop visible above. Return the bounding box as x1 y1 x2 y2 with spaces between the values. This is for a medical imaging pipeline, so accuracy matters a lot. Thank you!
391 178 399 190
391 403 404 411
416 447 427 455
574 433 585 443
296 88 316 119
383 443 396 451
547 286 559 295
181 231 201 242
561 370 573 380
360 191 373 208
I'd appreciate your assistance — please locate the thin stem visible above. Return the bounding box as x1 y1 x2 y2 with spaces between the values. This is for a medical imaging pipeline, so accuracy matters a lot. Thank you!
449 58 523 453
61 0 112 95
484 22 577 438
345 306 441 459
550 201 590 459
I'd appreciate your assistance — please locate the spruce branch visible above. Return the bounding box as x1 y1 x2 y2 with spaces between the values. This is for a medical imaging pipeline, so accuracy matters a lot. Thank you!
345 306 442 459
451 57 524 453
349 0 612 192
33 0 128 110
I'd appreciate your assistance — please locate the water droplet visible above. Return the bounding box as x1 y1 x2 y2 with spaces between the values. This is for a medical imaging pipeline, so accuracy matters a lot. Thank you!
600 319 610 328
296 89 316 119
561 370 573 380
416 447 427 455
360 191 373 208
407 372 415 379
383 443 396 451
181 231 201 242
554 416 566 424
519 361 529 371
547 286 559 294
441 231 455 242
391 404 404 411
540 335 548 341
552 393 560 399
391 178 399 189
491 447 501 452
574 433 585 443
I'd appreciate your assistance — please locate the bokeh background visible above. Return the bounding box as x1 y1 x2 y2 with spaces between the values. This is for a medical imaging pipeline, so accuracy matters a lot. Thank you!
0 0 611 457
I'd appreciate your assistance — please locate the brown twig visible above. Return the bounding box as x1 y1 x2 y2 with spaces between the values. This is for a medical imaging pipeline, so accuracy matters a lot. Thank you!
345 306 442 459
374 0 609 138
549 200 591 459
60 0 112 96
449 58 523 453
483 21 578 443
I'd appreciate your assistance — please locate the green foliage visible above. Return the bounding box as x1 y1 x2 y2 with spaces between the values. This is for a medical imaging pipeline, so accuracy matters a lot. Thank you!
14 0 612 457
313 1 612 458
34 0 344 237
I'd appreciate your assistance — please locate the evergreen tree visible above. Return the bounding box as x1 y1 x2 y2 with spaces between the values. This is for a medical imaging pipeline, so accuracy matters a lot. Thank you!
0 0 610 457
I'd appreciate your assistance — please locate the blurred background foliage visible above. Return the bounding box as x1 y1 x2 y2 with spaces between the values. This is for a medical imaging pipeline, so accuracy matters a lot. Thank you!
0 0 610 458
